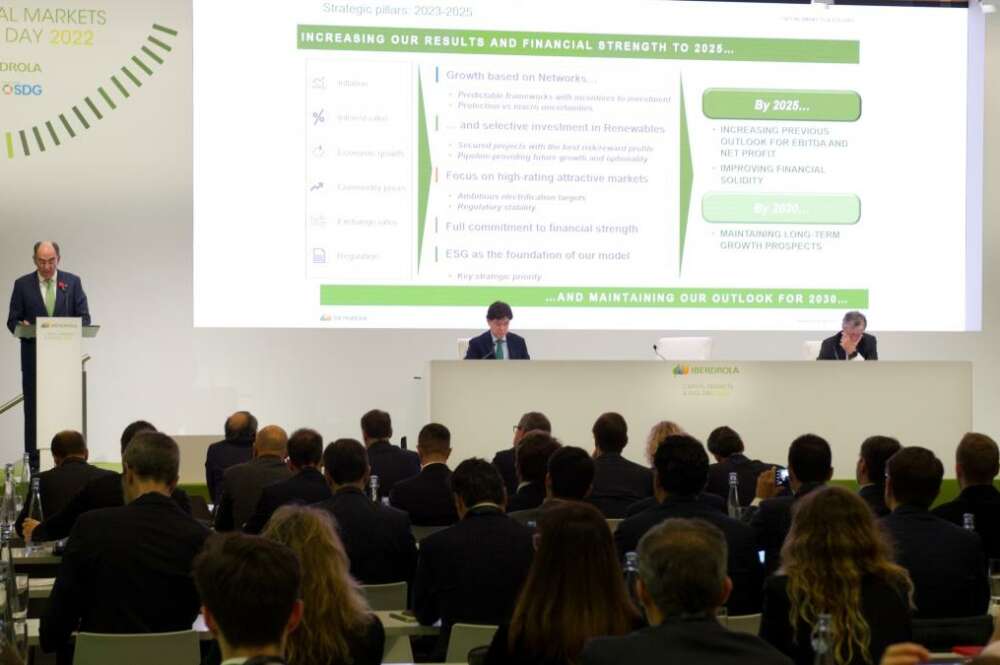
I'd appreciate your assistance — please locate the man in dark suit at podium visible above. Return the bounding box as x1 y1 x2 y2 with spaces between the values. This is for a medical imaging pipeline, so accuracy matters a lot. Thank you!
817 310 877 361
464 301 530 360
6 241 90 466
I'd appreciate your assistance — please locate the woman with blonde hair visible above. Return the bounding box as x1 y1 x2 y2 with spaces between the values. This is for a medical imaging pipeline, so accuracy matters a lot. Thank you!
644 420 686 465
760 485 913 665
263 505 385 665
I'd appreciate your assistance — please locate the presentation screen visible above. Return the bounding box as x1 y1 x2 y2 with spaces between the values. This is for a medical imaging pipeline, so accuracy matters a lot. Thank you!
193 0 984 331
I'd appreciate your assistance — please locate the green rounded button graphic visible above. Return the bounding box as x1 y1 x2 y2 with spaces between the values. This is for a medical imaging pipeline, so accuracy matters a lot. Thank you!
703 89 861 122
702 193 861 225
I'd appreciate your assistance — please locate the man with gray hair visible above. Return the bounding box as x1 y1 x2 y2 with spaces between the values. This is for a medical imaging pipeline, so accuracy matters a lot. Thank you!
582 518 790 665
818 310 878 360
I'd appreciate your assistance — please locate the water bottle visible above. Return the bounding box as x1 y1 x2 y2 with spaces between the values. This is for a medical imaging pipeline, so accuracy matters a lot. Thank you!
811 613 834 665
24 479 42 553
369 475 380 502
964 513 976 531
624 551 643 614
0 466 16 543
15 454 29 514
727 472 741 519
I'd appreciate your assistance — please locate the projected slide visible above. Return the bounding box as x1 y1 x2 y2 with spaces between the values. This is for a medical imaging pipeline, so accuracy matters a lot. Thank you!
193 0 982 330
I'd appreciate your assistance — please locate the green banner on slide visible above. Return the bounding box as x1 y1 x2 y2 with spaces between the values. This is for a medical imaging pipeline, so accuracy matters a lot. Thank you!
320 286 868 309
297 25 859 64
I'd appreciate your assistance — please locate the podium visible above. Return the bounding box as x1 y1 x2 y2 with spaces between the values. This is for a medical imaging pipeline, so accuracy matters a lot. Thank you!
14 319 99 462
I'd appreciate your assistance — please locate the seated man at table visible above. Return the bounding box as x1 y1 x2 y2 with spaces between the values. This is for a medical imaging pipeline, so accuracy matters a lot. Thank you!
389 423 459 526
817 310 878 361
588 412 654 519
40 431 210 658
464 301 530 360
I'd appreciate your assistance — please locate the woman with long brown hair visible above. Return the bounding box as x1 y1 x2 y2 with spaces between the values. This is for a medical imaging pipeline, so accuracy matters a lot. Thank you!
485 501 640 665
263 505 385 665
760 485 913 665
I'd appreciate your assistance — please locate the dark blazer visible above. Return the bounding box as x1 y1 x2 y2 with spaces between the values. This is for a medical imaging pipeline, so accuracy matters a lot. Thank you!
345 615 387 665
760 575 910 665
583 616 792 665
214 456 293 532
493 447 518 499
15 458 115 536
6 270 91 336
749 483 824 575
859 484 891 517
313 487 418 585
367 440 420 500
817 331 878 360
389 463 458 527
626 493 725 518
588 453 654 519
881 505 988 618
30 471 191 542
204 438 254 503
706 454 776 507
508 481 546 513
464 331 530 360
932 484 1000 559
243 467 332 534
616 495 764 614
40 492 210 653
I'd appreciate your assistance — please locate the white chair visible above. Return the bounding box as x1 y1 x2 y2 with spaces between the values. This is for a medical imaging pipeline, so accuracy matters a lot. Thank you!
412 525 448 541
458 337 471 359
445 623 499 663
726 613 762 635
606 519 623 532
802 340 822 360
361 581 407 611
382 635 415 663
73 630 200 665
654 336 713 360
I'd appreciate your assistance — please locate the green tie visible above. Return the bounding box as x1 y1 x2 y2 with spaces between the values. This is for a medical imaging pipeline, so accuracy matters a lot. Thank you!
44 279 55 316
496 339 505 360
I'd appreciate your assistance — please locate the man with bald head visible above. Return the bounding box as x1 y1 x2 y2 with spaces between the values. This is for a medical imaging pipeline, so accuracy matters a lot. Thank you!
7 241 91 466
204 411 258 503
214 425 292 531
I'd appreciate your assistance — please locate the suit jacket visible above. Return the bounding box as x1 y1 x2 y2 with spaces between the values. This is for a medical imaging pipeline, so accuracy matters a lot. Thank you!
40 492 210 653
314 487 418 584
749 483 824 576
30 471 191 542
204 438 254 503
817 331 878 360
706 454 776 507
932 484 1000 560
15 458 115 536
626 493 725 518
881 504 988 618
588 453 654 519
367 440 420 500
464 331 530 360
7 271 91 335
492 447 518 499
508 481 546 513
760 575 910 665
243 467 332 534
389 463 458 527
214 456 293 532
583 616 792 665
859 484 891 517
616 495 764 614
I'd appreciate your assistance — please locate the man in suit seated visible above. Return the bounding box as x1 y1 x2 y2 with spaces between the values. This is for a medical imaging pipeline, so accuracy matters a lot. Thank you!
856 435 901 517
15 430 115 537
588 413 654 519
204 410 258 503
390 423 459 526
508 431 560 512
24 420 192 543
40 431 211 659
464 301 530 360
704 426 775 507
933 432 1000 559
882 446 988 618
243 428 331 534
414 459 534 659
615 435 764 615
214 425 292 532
314 439 417 585
583 518 791 665
509 445 595 526
493 411 551 499
817 310 878 360
195 533 303 665
361 409 419 500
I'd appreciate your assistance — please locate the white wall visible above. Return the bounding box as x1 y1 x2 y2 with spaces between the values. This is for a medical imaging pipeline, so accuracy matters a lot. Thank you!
0 3 996 476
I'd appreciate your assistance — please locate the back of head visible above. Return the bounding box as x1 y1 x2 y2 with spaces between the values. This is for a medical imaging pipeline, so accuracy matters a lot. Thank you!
487 300 513 320
360 409 392 441
123 431 180 486
120 420 156 455
287 428 323 468
637 518 728 617
516 431 561 484
194 533 301 651
592 412 628 454
51 430 87 460
644 420 685 463
323 439 368 485
417 423 451 457
654 435 709 496
706 426 744 458
548 446 595 500
957 432 1000 485
859 435 901 488
517 411 551 435
788 434 832 484
451 458 505 507
886 446 943 509
255 425 289 458
224 411 258 444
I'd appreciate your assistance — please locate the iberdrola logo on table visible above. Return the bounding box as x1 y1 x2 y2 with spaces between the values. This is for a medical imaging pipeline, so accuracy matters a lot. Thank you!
672 365 741 376
672 365 691 376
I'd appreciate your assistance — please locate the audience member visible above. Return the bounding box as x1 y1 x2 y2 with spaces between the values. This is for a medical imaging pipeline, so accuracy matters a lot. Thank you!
587 413 653 518
41 432 210 657
493 411 551 498
856 435 902 517
264 506 386 665
509 445 594 526
760 486 913 665
704 425 774 507
932 432 1000 559
882 446 988 618
194 533 303 665
509 431 560 512
205 410 258 503
584 518 790 665
313 439 417 585
389 423 459 526
361 409 419 499
214 425 292 532
486 502 639 665
615 434 763 614
243 428 331 534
